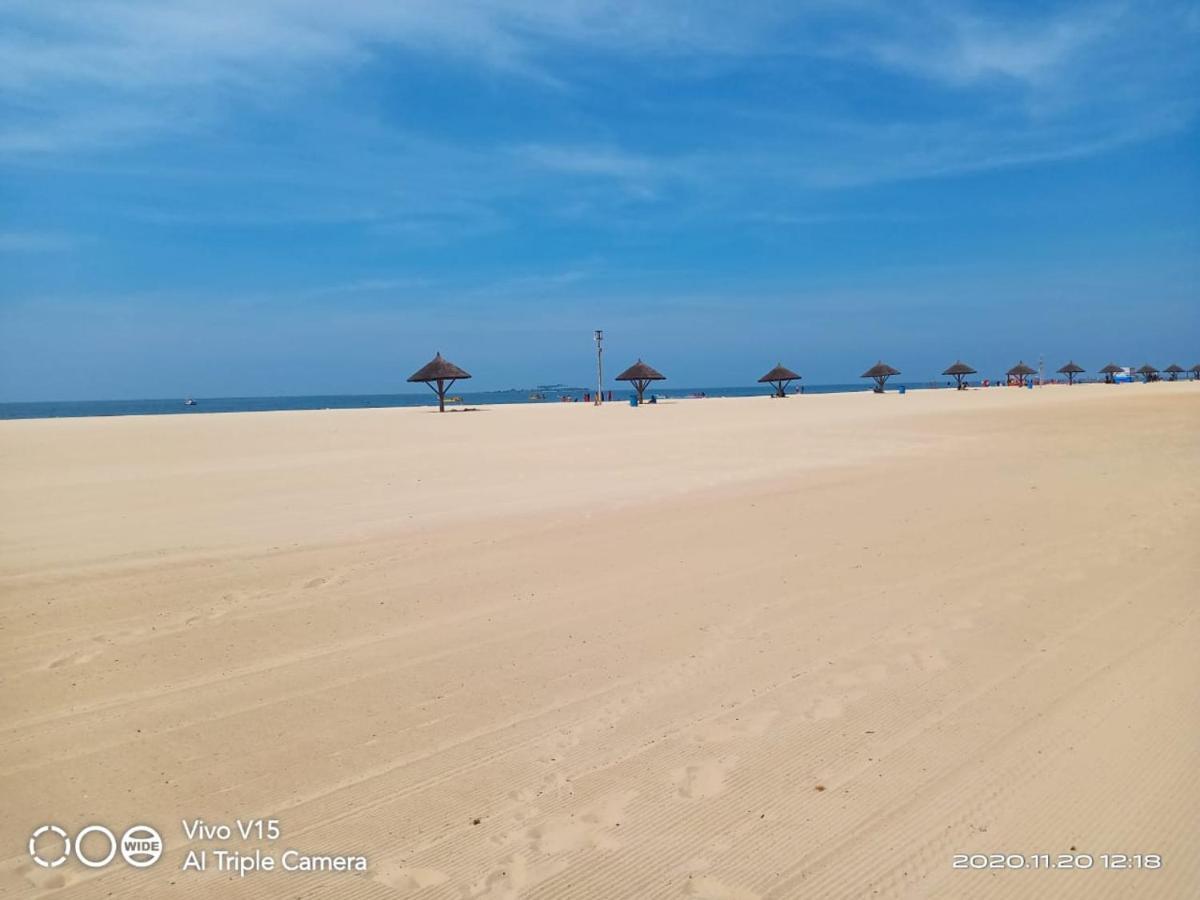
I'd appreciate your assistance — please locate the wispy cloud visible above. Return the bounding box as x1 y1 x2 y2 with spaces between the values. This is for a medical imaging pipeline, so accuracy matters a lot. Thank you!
1 0 1196 241
832 3 1122 86
0 230 81 252
4 2 1195 150
515 144 660 179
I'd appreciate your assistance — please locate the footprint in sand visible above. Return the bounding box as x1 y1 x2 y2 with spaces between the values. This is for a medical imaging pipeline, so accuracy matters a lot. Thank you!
489 807 540 847
831 663 888 687
467 853 567 900
914 648 949 671
46 649 98 669
893 648 950 673
673 758 737 799
184 607 230 626
803 696 844 720
301 565 353 591
14 861 69 892
682 874 760 899
670 857 712 877
373 862 449 892
881 624 936 645
524 790 634 854
527 820 620 854
694 710 778 744
467 853 529 900
552 728 582 751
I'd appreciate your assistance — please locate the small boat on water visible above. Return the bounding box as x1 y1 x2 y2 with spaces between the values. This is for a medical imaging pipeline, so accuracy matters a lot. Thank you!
184 398 197 406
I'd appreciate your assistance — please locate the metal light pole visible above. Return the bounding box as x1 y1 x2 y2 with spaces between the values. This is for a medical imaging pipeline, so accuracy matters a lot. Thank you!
594 329 604 405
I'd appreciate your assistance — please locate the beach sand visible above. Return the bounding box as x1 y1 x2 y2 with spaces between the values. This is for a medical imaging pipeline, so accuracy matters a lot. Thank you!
1 383 1197 898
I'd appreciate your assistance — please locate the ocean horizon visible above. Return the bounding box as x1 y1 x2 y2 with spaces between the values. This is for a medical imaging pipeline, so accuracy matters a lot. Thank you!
0 381 969 420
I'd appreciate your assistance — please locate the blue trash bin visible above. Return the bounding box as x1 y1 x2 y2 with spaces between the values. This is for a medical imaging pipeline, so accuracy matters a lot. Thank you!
1027 381 1033 390
629 396 639 407
898 385 907 395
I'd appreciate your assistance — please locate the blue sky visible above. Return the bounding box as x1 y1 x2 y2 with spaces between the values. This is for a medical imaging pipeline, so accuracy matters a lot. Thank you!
1 1 1198 399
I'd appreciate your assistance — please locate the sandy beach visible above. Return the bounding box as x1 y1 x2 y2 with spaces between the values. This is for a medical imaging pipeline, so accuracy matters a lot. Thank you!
1 383 1197 899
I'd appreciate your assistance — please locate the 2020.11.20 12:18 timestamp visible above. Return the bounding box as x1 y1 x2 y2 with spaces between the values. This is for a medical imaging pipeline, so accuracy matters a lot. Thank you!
952 853 1162 870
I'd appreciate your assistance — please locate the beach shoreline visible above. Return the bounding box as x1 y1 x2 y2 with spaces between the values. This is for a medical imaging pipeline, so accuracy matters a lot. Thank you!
0 378 1155 421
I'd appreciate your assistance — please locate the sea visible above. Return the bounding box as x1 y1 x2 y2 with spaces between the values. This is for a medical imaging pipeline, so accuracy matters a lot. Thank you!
0 382 951 420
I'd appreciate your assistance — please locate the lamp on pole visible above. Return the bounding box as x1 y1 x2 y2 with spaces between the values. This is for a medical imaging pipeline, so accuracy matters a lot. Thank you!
594 329 604 405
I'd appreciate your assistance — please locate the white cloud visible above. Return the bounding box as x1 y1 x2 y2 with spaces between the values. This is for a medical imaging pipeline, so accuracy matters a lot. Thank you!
832 3 1121 86
0 231 80 252
515 144 660 179
0 0 1195 232
5 2 1190 124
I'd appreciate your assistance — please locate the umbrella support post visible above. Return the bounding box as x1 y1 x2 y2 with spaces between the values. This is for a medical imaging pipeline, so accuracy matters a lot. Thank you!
425 377 458 412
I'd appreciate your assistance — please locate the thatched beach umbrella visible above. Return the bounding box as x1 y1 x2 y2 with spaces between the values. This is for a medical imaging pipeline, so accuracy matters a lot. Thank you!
1136 363 1159 383
1099 362 1123 384
758 363 801 398
861 361 900 393
1057 361 1085 385
1164 363 1185 382
942 360 976 390
1006 361 1037 387
615 359 665 404
408 352 471 412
